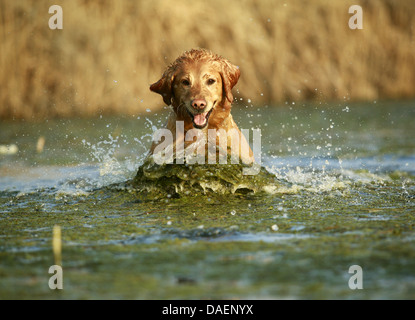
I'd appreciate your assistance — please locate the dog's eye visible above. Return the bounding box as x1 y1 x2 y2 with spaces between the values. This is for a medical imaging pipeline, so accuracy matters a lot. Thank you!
207 79 216 85
181 79 190 86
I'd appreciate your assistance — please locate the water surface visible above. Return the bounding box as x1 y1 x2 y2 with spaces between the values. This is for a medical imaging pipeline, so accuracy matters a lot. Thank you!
0 100 414 299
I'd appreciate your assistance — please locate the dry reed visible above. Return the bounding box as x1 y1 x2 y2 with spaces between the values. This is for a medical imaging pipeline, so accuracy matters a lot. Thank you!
0 0 414 119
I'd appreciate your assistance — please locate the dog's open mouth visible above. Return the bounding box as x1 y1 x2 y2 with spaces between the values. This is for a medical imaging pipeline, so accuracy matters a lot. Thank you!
187 102 216 129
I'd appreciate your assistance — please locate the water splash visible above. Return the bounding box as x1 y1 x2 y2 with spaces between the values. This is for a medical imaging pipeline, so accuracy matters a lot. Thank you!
79 133 146 190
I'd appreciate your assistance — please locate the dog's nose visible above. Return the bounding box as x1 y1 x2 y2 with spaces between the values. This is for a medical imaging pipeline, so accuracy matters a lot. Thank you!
191 99 207 110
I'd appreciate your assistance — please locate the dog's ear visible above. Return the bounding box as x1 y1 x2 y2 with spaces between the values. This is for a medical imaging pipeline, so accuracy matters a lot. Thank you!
219 60 240 104
150 69 175 106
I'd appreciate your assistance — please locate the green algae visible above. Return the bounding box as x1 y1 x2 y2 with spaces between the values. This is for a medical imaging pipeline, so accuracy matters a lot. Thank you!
131 154 292 199
1 101 415 299
1 179 414 299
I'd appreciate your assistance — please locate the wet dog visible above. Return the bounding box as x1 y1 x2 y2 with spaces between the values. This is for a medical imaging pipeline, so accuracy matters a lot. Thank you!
148 48 254 165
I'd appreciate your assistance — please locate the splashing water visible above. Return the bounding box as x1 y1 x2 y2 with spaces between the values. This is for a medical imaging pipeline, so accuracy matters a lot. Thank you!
1 103 413 198
1 101 414 299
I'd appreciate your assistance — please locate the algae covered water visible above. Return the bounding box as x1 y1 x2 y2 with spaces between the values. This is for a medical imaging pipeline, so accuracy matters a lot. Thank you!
0 100 414 299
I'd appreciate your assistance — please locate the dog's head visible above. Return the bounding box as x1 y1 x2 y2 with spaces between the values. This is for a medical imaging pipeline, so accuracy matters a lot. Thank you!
150 49 240 129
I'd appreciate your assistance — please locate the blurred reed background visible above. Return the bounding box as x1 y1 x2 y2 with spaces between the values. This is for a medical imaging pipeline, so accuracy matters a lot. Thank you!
0 0 414 120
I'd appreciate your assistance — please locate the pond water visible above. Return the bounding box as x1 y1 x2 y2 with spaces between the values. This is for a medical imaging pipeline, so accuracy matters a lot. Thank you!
0 100 414 299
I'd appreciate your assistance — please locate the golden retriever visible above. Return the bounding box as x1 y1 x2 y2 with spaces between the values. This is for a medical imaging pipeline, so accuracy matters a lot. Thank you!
148 48 254 165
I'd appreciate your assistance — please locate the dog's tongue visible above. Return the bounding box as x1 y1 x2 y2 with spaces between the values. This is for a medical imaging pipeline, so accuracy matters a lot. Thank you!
193 112 207 126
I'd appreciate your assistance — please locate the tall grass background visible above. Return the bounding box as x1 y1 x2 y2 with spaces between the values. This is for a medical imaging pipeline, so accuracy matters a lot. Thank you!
1 0 414 119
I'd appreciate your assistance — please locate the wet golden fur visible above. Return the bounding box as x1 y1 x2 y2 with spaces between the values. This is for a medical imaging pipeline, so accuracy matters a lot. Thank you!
149 49 253 164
